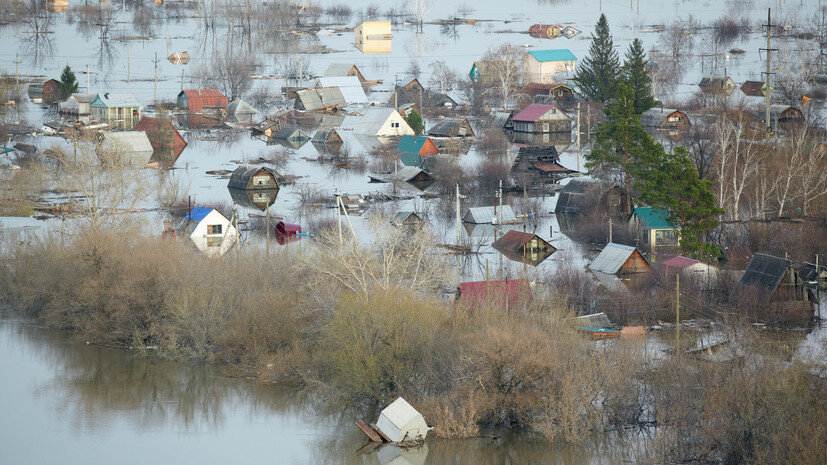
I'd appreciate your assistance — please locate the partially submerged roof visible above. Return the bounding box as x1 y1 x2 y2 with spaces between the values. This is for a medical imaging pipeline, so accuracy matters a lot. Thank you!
99 131 153 166
512 104 568 122
91 92 139 107
632 207 673 230
348 107 405 136
323 63 364 80
186 206 214 222
396 135 434 154
227 165 280 190
427 118 474 137
527 49 578 62
463 205 517 224
225 99 260 121
589 243 638 274
315 76 368 104
739 253 791 294
640 108 687 128
492 230 539 251
391 211 423 226
375 397 429 444
295 87 345 111
369 166 432 184
575 312 612 329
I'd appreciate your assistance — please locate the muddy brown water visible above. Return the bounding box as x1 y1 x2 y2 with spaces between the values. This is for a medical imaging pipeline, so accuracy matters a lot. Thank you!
0 316 650 464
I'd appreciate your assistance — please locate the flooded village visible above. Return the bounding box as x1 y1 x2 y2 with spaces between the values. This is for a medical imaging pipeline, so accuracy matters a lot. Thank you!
0 0 826 464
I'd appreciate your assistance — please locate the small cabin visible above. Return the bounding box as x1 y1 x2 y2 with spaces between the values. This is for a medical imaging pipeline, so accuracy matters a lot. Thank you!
391 211 424 227
641 108 691 129
178 207 237 258
628 207 679 252
227 165 280 190
347 107 414 138
659 256 718 289
589 243 652 275
735 254 813 318
740 80 765 97
765 104 805 129
427 118 475 138
177 89 229 111
355 20 392 41
272 127 309 143
555 179 631 217
90 93 141 129
323 63 367 83
294 87 345 112
511 104 571 133
463 205 518 225
492 230 556 266
224 99 260 124
698 76 736 96
311 129 344 154
396 135 438 156
523 49 578 84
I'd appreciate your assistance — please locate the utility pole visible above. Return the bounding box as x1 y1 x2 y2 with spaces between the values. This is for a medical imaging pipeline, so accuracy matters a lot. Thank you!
455 183 462 246
15 55 19 94
181 69 184 92
586 104 591 151
608 218 613 243
126 43 130 82
335 189 342 245
234 203 240 257
153 52 158 106
266 205 270 256
576 101 581 172
497 179 503 225
86 64 90 92
761 8 777 134
675 274 681 360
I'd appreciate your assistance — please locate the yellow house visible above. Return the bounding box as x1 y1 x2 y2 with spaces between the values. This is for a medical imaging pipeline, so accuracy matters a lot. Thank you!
354 21 391 54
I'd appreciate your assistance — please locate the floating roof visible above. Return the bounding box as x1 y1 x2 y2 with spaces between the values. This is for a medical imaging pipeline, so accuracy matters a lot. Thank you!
589 243 638 274
527 49 577 62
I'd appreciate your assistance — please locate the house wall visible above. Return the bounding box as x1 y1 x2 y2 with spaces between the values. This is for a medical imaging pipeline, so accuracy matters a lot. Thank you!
188 210 237 258
620 251 651 274
377 112 415 137
355 21 391 40
524 56 576 84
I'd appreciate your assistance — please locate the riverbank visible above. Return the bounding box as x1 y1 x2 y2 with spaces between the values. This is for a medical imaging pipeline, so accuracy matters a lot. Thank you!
1 230 825 464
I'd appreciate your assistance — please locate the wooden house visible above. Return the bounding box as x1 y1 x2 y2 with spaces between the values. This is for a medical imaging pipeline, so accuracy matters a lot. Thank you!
764 104 805 129
523 50 577 84
522 82 574 99
90 93 141 129
272 127 309 148
294 87 345 112
227 165 280 190
528 24 564 39
511 103 571 133
735 253 813 317
323 63 367 83
402 79 423 91
97 131 153 167
228 186 277 211
659 256 719 289
589 243 652 275
178 206 237 258
641 108 691 129
492 230 556 266
391 211 424 227
396 134 439 168
554 179 630 216
27 78 61 103
224 99 260 124
628 207 679 252
355 21 392 54
457 278 531 309
58 93 97 117
427 118 475 138
311 129 344 154
133 116 187 168
740 80 765 97
698 76 736 96
177 89 229 111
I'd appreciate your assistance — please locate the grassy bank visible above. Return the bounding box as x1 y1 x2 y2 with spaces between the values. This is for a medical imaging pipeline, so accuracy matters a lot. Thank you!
0 229 824 463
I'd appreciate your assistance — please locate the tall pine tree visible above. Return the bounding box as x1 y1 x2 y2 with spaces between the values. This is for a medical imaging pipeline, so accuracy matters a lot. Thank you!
59 65 78 99
622 39 656 114
573 14 620 104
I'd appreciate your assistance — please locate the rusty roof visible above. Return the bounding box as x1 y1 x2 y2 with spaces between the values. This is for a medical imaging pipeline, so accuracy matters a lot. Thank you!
457 279 531 309
722 245 753 263
492 230 536 251
531 160 574 173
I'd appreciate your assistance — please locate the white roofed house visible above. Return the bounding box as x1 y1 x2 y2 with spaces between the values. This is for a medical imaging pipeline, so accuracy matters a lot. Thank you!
58 93 97 117
315 76 368 105
97 131 154 167
375 397 430 444
90 93 141 129
178 206 238 258
323 63 367 83
345 107 414 138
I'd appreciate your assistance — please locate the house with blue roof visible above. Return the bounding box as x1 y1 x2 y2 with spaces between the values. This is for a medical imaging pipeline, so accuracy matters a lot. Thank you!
90 92 141 129
524 49 578 84
178 206 237 257
628 207 680 252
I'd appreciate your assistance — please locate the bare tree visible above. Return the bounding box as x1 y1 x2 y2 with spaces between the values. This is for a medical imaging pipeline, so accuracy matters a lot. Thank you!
408 0 430 31
481 44 524 110
429 60 458 92
197 49 258 101
713 114 762 221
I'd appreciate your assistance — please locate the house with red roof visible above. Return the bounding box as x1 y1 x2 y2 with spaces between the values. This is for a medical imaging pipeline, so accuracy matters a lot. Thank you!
511 103 572 133
133 116 187 167
456 278 532 309
177 89 229 111
659 256 719 289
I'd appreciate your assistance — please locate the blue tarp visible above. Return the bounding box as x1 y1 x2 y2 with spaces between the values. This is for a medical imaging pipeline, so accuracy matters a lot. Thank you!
187 206 213 222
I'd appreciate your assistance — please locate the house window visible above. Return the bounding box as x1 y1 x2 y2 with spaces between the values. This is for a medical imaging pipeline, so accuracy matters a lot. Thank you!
655 229 679 245
207 224 222 235
207 237 223 248
391 122 399 128
252 174 271 186
543 123 550 132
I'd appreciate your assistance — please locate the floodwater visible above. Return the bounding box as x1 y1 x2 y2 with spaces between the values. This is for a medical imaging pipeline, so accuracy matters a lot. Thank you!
0 315 646 465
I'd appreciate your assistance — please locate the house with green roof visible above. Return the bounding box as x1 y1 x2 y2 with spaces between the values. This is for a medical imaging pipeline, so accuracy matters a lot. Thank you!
397 135 438 169
523 49 578 84
90 92 141 129
628 207 680 251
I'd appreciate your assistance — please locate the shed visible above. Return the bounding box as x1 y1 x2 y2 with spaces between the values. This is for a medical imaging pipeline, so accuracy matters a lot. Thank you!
58 93 97 116
273 127 309 143
764 104 804 128
346 107 414 137
315 76 368 104
641 108 691 129
511 104 571 133
294 87 345 112
736 254 811 308
589 243 651 275
523 49 578 84
463 205 518 224
374 397 429 444
698 76 736 95
133 116 187 153
391 211 424 227
27 78 61 103
488 111 514 129
575 312 613 329
177 89 229 111
90 93 141 129
311 129 344 153
178 206 237 258
660 256 718 288
740 80 765 97
98 131 154 167
427 118 475 138
492 230 556 266
323 63 367 83
227 165 280 190
224 99 260 123
457 278 531 309
554 179 630 216
368 166 433 185
529 24 564 39
628 207 679 251
355 20 392 41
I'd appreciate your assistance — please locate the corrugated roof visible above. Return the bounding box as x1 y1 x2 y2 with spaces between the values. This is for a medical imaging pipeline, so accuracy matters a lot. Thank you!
186 206 213 222
226 99 259 120
91 92 139 108
632 207 673 230
99 131 153 162
527 49 578 62
295 87 345 111
458 278 530 308
427 118 473 137
396 135 430 153
531 160 573 173
391 211 422 225
589 243 637 274
641 108 681 128
182 89 226 99
512 104 564 122
661 256 700 269
491 230 546 252
324 63 360 78
227 165 280 190
739 253 791 294
315 76 368 104
463 205 517 224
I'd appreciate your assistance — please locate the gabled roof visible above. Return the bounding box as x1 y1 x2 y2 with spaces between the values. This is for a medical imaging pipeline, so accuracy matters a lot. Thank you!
527 49 578 62
369 166 432 183
91 92 140 108
463 205 517 224
186 206 214 222
295 87 345 111
589 243 638 274
391 211 423 225
740 80 765 97
226 99 259 118
641 108 687 128
427 118 474 137
323 63 363 79
99 131 153 154
68 93 97 103
227 165 280 190
348 107 410 136
512 104 568 122
661 256 700 269
492 230 554 257
273 127 309 141
315 76 368 104
311 129 341 145
739 253 792 294
632 207 673 230
396 135 433 154
181 89 226 99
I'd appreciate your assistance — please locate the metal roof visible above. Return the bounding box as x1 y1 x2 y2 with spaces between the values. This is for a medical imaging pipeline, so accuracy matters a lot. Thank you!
315 76 368 104
632 207 673 230
589 243 637 274
527 49 578 62
91 92 140 108
391 211 422 225
463 205 517 224
457 279 530 308
225 99 259 120
640 108 684 128
427 118 473 137
295 87 345 111
227 165 280 190
396 135 432 153
181 89 226 99
346 107 409 136
186 206 213 222
370 166 432 183
323 63 361 78
661 256 700 269
98 131 153 166
512 104 567 122
739 253 792 294
273 127 309 141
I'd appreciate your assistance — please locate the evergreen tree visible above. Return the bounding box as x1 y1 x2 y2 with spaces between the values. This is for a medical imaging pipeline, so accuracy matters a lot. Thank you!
406 109 424 135
622 39 656 114
573 14 620 103
59 65 78 99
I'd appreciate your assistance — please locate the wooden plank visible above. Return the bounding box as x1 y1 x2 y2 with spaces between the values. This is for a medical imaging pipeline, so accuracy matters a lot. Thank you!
355 419 384 443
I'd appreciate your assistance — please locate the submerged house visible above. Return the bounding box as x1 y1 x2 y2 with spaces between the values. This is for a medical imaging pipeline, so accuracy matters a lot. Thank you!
271 127 310 149
523 49 578 84
391 211 424 227
511 104 571 134
397 135 438 168
762 104 805 129
641 108 691 129
735 253 812 316
740 80 766 97
311 129 344 154
554 179 631 216
227 165 280 190
224 99 260 124
348 107 414 137
492 230 556 266
315 76 368 105
463 205 518 225
294 87 346 112
323 63 367 83
427 118 475 138
698 76 736 95
58 93 97 117
368 166 433 186
457 278 531 309
629 207 679 252
133 116 187 167
589 243 652 275
659 256 718 289
178 206 237 258
97 131 153 167
529 24 564 39
354 20 392 53
90 93 141 129
177 89 229 111
27 78 61 103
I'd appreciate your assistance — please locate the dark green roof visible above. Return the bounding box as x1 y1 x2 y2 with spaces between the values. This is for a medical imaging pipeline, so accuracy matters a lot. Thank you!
632 207 673 230
396 135 430 154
